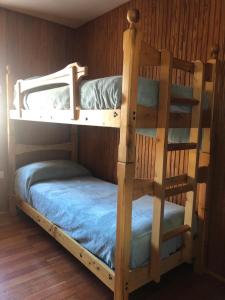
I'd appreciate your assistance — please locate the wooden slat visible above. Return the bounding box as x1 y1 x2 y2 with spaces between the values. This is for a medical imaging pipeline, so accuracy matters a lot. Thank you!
171 96 199 106
163 225 190 242
165 183 194 197
136 106 210 128
10 107 211 129
165 174 188 186
10 109 121 128
133 179 154 200
167 143 197 151
173 57 195 73
18 63 87 93
15 143 73 155
139 41 161 66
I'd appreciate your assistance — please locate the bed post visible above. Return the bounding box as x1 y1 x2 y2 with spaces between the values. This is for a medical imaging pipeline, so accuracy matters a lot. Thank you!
69 63 88 120
114 9 141 300
6 66 17 215
195 45 219 273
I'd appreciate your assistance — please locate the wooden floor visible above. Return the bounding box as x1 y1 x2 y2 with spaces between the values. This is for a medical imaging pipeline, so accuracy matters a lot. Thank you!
0 213 225 300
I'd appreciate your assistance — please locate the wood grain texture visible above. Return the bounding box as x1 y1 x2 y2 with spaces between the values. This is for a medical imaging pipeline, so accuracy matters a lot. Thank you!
1 213 225 300
0 0 224 282
0 9 7 211
0 8 76 210
75 0 225 279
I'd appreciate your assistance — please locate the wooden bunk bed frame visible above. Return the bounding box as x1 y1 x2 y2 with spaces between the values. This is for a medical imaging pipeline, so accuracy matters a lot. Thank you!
7 9 218 300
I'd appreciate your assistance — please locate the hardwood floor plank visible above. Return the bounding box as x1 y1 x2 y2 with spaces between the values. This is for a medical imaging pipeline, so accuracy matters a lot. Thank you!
0 213 224 300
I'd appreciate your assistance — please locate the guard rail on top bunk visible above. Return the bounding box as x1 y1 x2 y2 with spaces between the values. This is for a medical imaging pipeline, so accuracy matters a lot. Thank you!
7 8 219 300
7 24 214 130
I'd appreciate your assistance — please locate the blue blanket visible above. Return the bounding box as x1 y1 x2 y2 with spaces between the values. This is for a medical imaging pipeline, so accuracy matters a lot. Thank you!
15 161 192 269
20 76 199 112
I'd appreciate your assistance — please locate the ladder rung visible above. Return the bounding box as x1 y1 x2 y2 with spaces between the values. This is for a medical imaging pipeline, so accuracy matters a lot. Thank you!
173 58 195 73
165 183 194 197
171 96 199 106
133 179 154 200
163 225 191 242
167 143 197 151
165 174 188 186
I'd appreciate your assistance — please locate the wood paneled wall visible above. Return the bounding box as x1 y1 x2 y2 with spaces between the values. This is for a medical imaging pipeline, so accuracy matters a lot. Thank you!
75 0 225 278
0 0 224 281
0 9 7 211
0 8 77 210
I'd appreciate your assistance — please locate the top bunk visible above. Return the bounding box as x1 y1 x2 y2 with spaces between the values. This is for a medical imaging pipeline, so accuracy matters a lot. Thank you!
7 11 217 129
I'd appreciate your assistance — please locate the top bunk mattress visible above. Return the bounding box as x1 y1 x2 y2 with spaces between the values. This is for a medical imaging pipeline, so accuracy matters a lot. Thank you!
15 76 207 113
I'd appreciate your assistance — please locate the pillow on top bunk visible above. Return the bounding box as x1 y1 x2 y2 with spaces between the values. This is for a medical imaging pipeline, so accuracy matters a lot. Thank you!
15 160 91 200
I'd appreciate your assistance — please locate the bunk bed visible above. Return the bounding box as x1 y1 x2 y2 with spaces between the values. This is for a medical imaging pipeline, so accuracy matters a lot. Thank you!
7 9 218 300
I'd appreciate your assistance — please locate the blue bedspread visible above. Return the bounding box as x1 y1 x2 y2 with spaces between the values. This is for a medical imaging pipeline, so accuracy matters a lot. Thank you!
16 173 190 269
16 76 207 114
14 76 208 141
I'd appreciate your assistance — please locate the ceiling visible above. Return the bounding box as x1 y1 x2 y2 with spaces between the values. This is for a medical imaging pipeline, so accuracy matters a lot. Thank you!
0 0 128 28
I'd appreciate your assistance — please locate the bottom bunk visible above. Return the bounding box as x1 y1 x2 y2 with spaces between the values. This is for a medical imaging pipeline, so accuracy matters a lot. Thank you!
14 159 197 292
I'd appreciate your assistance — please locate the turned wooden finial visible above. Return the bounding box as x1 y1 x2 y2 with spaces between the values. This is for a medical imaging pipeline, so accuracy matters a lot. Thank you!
211 44 219 59
127 9 140 28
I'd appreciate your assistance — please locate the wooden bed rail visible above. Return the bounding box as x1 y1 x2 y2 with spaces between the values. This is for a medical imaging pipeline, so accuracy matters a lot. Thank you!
13 63 88 120
15 142 73 156
173 58 195 73
139 37 195 75
139 41 195 74
140 41 161 66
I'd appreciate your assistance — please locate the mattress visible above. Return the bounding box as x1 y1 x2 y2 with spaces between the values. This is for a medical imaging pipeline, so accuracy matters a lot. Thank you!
15 161 195 270
14 76 207 141
15 76 206 113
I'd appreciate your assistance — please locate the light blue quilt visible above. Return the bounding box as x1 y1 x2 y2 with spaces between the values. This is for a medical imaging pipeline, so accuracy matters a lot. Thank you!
15 161 194 269
22 76 203 113
14 76 207 142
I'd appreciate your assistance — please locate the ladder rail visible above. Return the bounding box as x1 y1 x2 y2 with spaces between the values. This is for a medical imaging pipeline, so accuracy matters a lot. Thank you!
151 49 173 282
150 57 206 282
183 61 205 262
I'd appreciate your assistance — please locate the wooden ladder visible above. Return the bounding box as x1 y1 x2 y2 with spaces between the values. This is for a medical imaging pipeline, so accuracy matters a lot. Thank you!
151 50 205 282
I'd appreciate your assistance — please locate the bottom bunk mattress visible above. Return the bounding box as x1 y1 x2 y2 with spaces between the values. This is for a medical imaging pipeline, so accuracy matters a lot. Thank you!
15 160 195 270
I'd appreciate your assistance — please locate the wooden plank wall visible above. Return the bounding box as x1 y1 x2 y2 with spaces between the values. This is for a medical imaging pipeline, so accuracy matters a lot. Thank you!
0 0 224 281
0 8 77 210
75 0 225 278
0 9 7 211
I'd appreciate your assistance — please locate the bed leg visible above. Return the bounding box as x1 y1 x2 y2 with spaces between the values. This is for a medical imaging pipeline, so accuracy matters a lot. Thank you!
194 182 207 274
114 163 133 300
114 282 129 300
